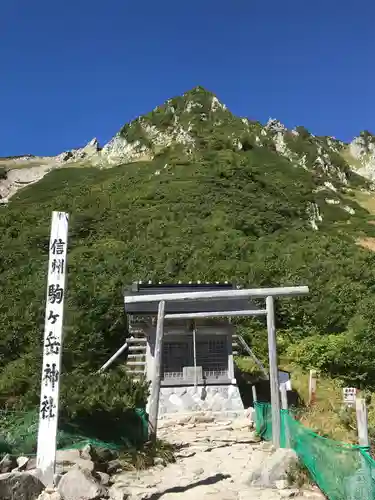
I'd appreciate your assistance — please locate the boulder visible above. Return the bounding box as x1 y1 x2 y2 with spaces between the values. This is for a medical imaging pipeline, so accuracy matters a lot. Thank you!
247 448 298 488
57 466 107 500
0 471 44 500
0 454 17 473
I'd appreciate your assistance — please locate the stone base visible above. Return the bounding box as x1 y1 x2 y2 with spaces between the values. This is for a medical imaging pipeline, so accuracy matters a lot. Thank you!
155 384 244 418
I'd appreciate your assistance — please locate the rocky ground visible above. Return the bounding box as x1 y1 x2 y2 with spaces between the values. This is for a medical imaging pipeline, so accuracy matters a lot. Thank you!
0 415 326 500
114 416 325 500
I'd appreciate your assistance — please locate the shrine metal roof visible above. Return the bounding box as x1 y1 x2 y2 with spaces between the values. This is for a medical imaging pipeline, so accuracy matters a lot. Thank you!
123 281 261 314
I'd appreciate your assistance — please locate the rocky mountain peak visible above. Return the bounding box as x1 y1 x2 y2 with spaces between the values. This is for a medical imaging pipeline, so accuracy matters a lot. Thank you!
2 86 375 205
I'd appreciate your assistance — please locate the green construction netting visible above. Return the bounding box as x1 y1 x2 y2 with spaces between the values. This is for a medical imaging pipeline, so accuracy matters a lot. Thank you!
255 402 375 500
0 407 148 457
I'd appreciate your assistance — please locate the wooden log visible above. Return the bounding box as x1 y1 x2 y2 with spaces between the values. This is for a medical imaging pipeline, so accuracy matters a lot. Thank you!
148 300 165 442
266 295 281 449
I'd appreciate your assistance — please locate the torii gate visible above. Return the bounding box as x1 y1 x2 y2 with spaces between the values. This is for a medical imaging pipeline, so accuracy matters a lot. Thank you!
124 285 309 448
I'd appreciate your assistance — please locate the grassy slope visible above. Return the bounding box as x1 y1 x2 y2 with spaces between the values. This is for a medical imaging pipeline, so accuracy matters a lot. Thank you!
1 143 375 408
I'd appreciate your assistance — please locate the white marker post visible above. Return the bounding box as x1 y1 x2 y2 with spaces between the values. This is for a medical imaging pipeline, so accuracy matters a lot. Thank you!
36 212 69 487
309 369 317 406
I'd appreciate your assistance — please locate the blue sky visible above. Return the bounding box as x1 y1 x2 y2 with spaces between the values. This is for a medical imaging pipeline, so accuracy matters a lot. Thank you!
1 0 374 156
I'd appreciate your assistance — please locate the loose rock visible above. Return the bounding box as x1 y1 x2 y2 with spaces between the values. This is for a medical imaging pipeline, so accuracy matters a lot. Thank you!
107 459 123 475
57 466 107 500
0 471 44 500
16 456 30 471
279 488 299 498
0 454 16 473
276 479 290 490
108 484 130 500
95 471 111 485
37 490 62 500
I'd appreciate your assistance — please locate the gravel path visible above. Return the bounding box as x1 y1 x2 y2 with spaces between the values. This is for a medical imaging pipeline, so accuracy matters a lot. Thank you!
110 417 325 500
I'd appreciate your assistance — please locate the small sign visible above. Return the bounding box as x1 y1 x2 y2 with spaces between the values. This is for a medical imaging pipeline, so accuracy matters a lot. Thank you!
36 212 69 486
343 387 357 406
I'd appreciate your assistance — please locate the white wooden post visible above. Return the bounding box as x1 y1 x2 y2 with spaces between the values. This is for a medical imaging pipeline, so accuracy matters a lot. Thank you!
148 300 165 441
280 382 288 410
356 398 369 447
309 369 317 406
355 397 372 499
36 211 69 487
266 295 281 448
252 385 257 404
280 382 290 448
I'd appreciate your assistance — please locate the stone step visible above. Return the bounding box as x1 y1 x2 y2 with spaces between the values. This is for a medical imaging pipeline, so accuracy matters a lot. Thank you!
127 361 146 367
127 337 147 343
128 345 146 351
128 353 145 359
126 369 145 374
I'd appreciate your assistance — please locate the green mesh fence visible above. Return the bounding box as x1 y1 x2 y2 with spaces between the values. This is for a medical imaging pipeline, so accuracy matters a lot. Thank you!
0 407 149 457
255 402 375 500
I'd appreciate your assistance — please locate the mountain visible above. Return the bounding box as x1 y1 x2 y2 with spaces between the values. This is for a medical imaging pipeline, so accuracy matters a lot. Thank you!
1 86 375 203
2 86 375 412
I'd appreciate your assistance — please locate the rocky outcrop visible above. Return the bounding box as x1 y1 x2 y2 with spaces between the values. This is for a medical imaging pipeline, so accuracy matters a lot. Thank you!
0 139 101 203
0 164 53 203
55 138 101 164
349 134 375 180
100 133 153 166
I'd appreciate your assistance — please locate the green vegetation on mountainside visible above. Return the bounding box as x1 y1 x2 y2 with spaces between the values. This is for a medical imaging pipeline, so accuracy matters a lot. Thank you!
2 87 375 419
